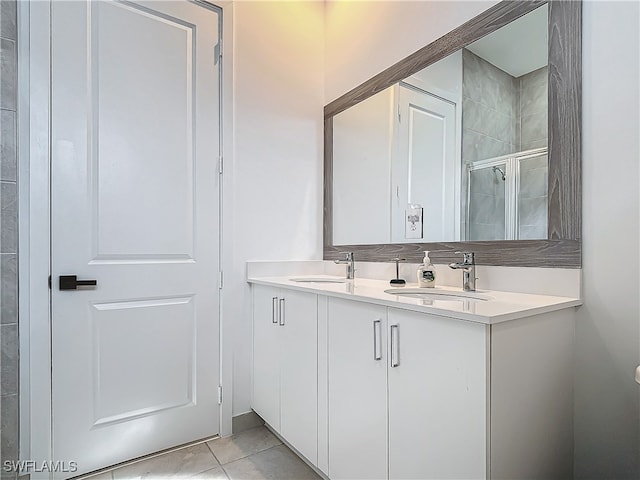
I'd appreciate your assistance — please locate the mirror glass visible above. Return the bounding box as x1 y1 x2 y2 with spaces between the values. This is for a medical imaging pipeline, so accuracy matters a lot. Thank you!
332 4 549 245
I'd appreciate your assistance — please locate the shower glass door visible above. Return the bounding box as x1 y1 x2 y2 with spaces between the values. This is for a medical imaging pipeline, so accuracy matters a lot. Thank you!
467 161 510 241
516 151 548 239
466 148 548 241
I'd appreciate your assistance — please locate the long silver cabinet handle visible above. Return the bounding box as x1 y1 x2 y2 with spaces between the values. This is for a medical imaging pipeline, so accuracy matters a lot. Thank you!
272 297 278 324
390 324 399 368
373 320 382 361
279 298 285 326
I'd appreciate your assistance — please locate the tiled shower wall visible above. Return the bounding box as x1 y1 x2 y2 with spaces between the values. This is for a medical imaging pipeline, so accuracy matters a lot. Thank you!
462 49 515 239
516 67 548 240
461 49 518 163
518 66 548 151
0 0 19 478
462 50 549 160
463 49 549 240
518 154 548 239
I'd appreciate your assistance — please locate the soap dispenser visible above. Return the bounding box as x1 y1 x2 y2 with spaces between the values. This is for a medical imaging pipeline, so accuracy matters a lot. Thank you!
417 251 436 288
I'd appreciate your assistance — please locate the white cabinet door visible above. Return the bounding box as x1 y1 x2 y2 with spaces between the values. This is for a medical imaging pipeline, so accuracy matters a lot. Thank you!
252 286 318 462
252 285 282 430
328 298 388 480
280 291 318 464
388 308 488 479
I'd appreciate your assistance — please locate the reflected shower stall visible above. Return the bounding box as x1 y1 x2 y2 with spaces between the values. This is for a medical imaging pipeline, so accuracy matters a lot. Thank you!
466 148 548 241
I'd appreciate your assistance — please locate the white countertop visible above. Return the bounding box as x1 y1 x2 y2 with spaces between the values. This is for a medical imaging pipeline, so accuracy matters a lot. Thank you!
247 275 582 325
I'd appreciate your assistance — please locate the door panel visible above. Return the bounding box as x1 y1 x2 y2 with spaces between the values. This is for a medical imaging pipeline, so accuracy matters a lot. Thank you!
94 1 195 259
91 297 195 425
51 1 221 476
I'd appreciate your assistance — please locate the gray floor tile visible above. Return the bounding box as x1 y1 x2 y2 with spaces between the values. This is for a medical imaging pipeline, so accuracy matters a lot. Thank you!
189 467 228 480
112 444 219 480
222 445 320 480
232 412 264 434
206 427 281 465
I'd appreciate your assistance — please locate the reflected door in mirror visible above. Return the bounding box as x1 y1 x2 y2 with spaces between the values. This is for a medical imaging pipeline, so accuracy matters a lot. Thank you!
392 84 457 243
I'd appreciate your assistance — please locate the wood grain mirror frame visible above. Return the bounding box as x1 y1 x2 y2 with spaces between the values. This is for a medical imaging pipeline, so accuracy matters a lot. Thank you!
323 0 581 268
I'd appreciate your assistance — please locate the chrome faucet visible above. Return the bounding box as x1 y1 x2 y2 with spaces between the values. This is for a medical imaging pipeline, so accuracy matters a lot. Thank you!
449 251 477 292
335 252 355 280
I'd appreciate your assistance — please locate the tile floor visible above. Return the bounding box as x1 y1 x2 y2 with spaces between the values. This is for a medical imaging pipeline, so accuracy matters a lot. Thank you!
81 427 322 480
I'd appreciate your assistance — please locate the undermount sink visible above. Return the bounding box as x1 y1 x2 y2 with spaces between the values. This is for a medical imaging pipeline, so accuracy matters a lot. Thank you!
289 277 347 284
384 288 491 302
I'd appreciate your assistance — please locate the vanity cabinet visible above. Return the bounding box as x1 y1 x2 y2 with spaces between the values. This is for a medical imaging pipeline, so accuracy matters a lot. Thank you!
252 285 318 464
250 280 576 479
327 298 487 480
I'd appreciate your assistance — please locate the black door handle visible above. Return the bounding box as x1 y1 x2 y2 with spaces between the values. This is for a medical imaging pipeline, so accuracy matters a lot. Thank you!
59 275 97 291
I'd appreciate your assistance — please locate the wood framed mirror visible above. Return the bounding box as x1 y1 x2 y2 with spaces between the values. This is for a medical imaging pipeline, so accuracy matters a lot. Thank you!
324 0 581 267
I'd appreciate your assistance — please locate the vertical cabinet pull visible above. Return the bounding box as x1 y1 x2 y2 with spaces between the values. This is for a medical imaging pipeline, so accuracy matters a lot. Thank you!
279 298 285 326
390 324 400 368
373 320 382 360
272 297 278 324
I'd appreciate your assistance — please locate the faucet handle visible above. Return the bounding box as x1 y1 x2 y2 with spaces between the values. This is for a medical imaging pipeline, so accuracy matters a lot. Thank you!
454 251 475 264
339 251 354 261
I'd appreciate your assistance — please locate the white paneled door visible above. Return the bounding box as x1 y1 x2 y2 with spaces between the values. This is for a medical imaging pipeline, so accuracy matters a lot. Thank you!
50 1 221 477
392 83 457 243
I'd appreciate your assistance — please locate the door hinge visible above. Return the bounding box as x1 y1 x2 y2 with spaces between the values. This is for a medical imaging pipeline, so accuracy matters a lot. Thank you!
48 275 51 289
218 156 223 174
218 271 223 290
217 385 223 405
398 104 401 122
214 41 222 65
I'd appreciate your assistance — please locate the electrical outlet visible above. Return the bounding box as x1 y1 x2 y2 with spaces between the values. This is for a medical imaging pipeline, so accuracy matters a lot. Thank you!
405 204 423 239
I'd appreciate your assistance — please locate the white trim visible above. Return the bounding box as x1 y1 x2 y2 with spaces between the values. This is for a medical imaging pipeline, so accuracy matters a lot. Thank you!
23 1 234 471
218 0 234 438
23 0 52 471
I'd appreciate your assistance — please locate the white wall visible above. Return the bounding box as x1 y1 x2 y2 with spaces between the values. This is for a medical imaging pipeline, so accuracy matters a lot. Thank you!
229 1 324 415
575 1 640 478
333 86 393 245
324 0 496 103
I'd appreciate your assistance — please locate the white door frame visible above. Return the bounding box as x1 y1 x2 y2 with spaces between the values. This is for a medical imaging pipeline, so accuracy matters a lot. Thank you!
18 0 235 468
